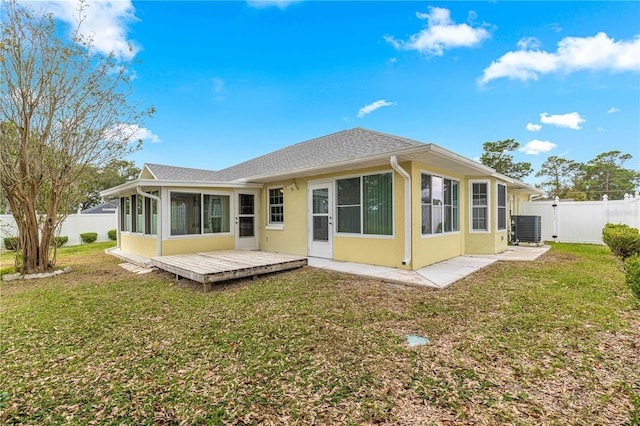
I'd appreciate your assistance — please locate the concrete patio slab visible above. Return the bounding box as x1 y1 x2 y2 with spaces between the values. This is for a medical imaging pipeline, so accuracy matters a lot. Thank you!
308 245 551 289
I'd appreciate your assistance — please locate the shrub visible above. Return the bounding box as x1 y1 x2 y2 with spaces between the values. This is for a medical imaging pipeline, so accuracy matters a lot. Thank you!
3 237 19 251
80 232 98 244
50 236 68 248
602 223 640 260
108 229 117 241
625 255 640 301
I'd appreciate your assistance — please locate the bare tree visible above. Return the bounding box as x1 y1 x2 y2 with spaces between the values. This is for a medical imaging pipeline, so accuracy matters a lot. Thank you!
0 1 152 273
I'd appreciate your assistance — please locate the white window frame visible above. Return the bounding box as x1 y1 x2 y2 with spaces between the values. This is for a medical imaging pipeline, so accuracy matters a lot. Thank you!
420 170 461 238
266 186 284 230
168 190 233 238
335 170 394 238
120 195 131 233
469 180 490 233
497 183 507 231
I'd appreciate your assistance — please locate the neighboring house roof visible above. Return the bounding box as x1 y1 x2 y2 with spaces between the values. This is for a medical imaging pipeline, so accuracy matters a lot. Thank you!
101 127 542 196
81 201 118 214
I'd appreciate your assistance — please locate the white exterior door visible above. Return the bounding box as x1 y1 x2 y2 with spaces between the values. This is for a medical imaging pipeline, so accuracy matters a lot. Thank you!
308 183 333 258
235 190 259 250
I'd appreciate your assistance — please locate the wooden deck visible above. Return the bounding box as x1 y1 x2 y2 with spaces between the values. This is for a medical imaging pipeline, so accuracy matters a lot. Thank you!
151 250 307 290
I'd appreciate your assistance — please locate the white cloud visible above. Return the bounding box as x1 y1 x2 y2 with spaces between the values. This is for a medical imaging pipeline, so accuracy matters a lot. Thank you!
479 32 640 84
357 100 394 118
520 139 556 155
42 0 139 61
385 6 491 56
246 0 301 9
540 112 585 130
517 37 541 50
212 78 225 93
132 125 161 144
549 23 563 33
526 123 542 132
597 126 605 132
607 106 620 113
105 123 161 144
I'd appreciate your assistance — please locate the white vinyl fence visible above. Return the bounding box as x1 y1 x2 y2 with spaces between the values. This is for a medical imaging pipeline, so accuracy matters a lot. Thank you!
0 213 117 250
520 192 640 244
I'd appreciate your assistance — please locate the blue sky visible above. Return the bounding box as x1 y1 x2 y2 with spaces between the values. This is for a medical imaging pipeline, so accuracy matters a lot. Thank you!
41 1 640 183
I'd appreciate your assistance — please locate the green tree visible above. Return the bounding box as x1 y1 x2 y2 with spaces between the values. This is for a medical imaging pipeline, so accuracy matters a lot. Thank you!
0 1 152 273
76 159 140 210
582 151 640 200
535 156 582 199
479 139 533 181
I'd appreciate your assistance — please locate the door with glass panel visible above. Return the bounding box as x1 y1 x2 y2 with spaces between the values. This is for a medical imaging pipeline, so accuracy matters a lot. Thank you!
235 190 258 250
308 183 333 258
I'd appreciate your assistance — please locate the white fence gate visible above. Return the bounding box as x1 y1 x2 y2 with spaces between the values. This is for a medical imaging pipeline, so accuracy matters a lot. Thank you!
520 193 640 244
0 213 117 250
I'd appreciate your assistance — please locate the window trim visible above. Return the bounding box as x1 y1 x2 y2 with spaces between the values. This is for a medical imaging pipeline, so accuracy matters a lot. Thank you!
266 186 284 230
420 170 461 238
335 170 394 238
168 190 233 238
120 196 131 233
497 182 507 231
469 179 490 233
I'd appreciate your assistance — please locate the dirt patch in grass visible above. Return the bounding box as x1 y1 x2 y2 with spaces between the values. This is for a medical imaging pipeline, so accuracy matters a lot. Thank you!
1 243 639 424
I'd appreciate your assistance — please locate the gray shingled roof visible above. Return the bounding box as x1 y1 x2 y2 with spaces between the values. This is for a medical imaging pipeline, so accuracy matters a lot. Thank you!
144 163 222 182
212 127 426 182
142 128 426 183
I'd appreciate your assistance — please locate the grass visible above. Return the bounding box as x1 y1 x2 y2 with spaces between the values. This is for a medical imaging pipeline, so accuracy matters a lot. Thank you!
1 242 639 424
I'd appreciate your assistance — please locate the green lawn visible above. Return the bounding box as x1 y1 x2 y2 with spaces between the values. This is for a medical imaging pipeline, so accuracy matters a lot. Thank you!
1 242 638 424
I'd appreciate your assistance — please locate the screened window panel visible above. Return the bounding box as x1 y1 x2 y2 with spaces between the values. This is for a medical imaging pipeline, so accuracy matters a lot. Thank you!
239 217 254 237
452 182 459 231
337 177 360 205
422 173 459 235
432 204 443 234
444 206 452 232
313 216 329 241
363 173 392 235
203 194 230 234
144 192 158 235
136 195 144 233
443 179 452 205
268 188 284 224
421 174 431 203
497 184 507 230
432 176 443 206
421 204 432 234
171 192 201 235
313 188 329 214
473 207 487 231
472 183 487 206
239 194 254 215
131 195 137 233
121 197 131 232
337 177 361 233
337 206 360 233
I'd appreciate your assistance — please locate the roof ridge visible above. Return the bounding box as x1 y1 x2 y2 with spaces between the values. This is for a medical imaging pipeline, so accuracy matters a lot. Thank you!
145 162 218 173
354 127 426 147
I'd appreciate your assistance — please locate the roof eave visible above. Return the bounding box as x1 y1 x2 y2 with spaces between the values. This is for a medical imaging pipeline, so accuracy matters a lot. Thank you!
100 179 263 197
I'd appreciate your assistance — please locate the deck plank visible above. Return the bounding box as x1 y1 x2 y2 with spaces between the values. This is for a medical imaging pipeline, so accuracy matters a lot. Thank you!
150 250 307 289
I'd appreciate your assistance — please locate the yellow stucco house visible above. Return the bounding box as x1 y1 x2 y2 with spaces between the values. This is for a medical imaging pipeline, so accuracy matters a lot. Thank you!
101 128 541 270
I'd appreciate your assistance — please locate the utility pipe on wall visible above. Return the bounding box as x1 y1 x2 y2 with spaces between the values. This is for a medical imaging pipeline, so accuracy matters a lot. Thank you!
136 187 162 257
390 155 411 266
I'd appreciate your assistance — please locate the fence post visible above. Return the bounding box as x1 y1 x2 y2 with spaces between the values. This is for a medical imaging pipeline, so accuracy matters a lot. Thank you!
552 196 559 240
635 192 640 229
602 195 609 232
